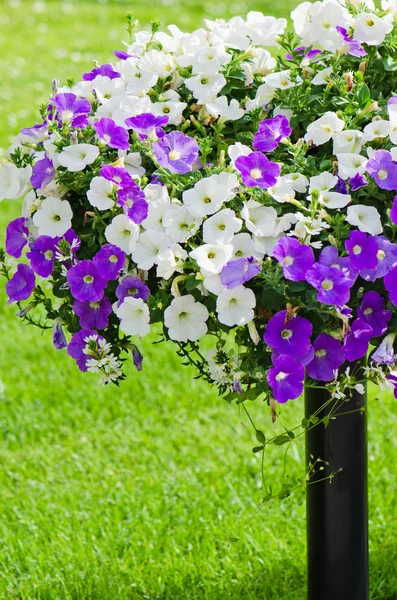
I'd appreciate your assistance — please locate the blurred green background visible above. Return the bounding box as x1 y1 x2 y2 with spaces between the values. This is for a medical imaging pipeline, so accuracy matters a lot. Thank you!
1 1 397 598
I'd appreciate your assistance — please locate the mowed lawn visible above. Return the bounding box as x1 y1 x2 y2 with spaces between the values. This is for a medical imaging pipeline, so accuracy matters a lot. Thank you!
1 1 397 598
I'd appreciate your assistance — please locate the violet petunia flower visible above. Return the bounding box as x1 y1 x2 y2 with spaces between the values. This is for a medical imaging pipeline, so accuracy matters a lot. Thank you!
132 346 144 371
53 319 68 350
73 296 113 330
366 150 397 191
343 319 373 362
67 328 99 371
125 113 169 139
253 115 292 153
390 196 397 226
220 256 261 289
93 117 130 151
273 237 315 282
114 50 132 60
264 310 312 358
271 345 314 366
117 182 148 224
267 355 304 403
66 260 107 302
115 276 150 306
27 235 57 278
235 152 280 188
345 230 379 270
336 26 367 57
357 291 392 337
21 122 48 140
360 236 397 281
6 264 36 304
31 154 55 190
100 164 132 187
335 176 348 194
93 244 126 280
371 333 396 365
306 333 345 381
153 131 199 175
5 217 29 258
82 63 121 81
50 92 91 129
305 263 352 305
318 245 358 285
349 173 367 191
384 265 397 305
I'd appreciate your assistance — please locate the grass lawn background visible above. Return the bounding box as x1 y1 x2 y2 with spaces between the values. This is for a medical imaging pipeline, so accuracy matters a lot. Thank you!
1 1 397 598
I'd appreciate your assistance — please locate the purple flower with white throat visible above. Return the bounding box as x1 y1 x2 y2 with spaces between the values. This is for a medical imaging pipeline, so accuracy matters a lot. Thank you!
360 236 397 281
366 150 397 191
336 26 367 57
67 328 98 372
31 154 55 190
67 260 107 302
117 182 148 224
343 319 373 362
253 115 292 153
27 235 57 278
306 334 345 381
93 117 130 151
220 256 261 289
357 291 392 337
93 244 126 280
100 165 132 187
318 245 358 285
267 355 304 403
273 237 314 282
371 333 396 365
264 310 312 358
50 92 91 128
115 276 150 306
153 131 199 174
83 63 121 81
73 296 113 330
125 113 169 139
53 318 68 350
305 263 352 305
5 217 29 258
345 230 379 270
235 152 280 188
6 264 36 304
349 173 367 191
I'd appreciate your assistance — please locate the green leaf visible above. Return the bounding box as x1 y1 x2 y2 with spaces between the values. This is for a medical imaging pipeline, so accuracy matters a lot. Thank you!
273 435 290 446
357 83 371 106
255 430 267 444
261 288 284 309
252 445 264 453
383 56 397 72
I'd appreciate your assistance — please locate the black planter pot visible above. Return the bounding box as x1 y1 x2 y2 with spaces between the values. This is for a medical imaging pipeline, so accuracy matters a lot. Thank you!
305 367 369 600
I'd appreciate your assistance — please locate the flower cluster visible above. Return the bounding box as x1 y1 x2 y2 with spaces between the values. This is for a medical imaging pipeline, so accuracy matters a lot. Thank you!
2 3 397 404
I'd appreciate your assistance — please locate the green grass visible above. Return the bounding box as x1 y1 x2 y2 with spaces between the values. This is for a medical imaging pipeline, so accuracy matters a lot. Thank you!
1 1 397 598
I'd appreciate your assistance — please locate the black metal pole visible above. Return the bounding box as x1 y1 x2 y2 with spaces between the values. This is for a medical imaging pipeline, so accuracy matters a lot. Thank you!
305 367 369 600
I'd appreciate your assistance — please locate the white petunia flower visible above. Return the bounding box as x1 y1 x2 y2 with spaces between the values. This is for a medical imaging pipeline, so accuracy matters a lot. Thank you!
228 142 252 166
231 232 264 259
268 178 296 203
353 13 393 46
309 172 338 193
87 176 116 210
190 44 231 76
32 196 73 237
190 243 233 273
131 230 173 270
284 172 309 193
105 214 140 254
304 112 345 146
164 295 209 341
246 83 276 111
138 49 176 78
346 205 382 235
363 120 391 142
319 191 351 209
92 76 125 103
216 286 256 326
119 152 146 177
312 67 333 86
203 209 242 244
337 153 368 180
162 205 202 242
185 74 226 103
306 2 348 51
333 130 363 155
0 163 32 201
115 297 150 337
206 96 244 121
264 70 296 90
156 243 187 279
245 12 287 46
241 201 278 236
183 177 232 217
58 144 99 172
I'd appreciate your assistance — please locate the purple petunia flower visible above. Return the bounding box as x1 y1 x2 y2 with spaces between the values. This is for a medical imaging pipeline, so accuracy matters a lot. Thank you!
82 63 121 81
390 196 397 226
235 152 280 188
6 263 36 304
366 150 397 191
125 113 169 139
345 230 379 270
93 244 126 280
73 296 113 330
220 256 261 289
53 319 68 350
31 154 55 190
335 175 348 194
264 310 312 358
132 346 144 371
357 291 392 337
349 173 367 191
100 164 132 187
336 26 367 57
5 217 29 258
371 333 396 365
117 182 148 224
50 92 91 129
21 122 48 140
253 115 292 153
305 263 352 305
343 319 373 362
271 345 314 366
93 117 130 151
306 333 345 381
384 265 397 305
67 328 100 372
360 236 397 281
318 245 358 285
387 373 397 398
115 276 150 306
27 235 57 278
114 50 132 60
67 260 107 302
153 131 199 175
273 237 314 282
267 355 304 403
